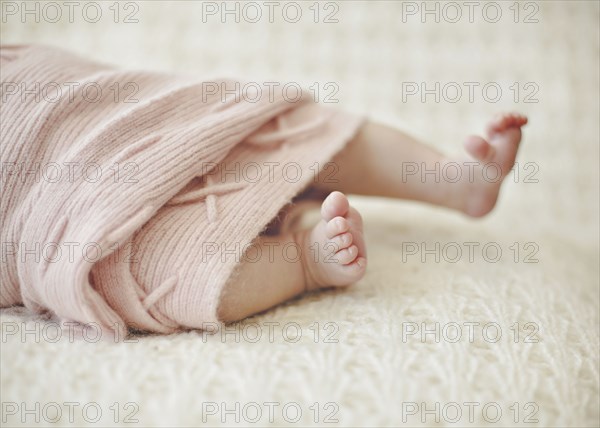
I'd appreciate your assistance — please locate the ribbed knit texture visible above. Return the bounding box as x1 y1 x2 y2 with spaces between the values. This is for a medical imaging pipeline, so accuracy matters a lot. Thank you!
0 45 364 336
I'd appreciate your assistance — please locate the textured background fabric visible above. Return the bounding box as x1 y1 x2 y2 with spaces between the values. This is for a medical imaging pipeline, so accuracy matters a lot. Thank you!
1 1 598 427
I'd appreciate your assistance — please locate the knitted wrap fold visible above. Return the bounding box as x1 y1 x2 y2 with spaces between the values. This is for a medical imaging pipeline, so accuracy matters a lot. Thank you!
0 45 364 336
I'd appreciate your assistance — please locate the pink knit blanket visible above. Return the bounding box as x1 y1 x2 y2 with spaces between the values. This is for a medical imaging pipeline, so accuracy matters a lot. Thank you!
0 45 364 336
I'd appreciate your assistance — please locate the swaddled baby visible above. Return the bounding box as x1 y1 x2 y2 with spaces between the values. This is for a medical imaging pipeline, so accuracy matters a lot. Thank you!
0 45 527 336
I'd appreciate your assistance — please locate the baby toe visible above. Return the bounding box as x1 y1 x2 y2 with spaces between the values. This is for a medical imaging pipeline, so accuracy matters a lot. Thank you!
321 191 350 221
330 232 353 252
341 256 367 280
334 245 358 265
326 216 349 238
510 113 528 126
487 114 510 134
346 256 367 271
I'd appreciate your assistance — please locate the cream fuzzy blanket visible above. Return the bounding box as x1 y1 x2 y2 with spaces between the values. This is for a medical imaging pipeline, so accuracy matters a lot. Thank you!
0 45 363 336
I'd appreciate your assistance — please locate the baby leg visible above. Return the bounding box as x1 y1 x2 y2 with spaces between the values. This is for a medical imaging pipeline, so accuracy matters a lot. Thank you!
315 113 528 217
218 191 366 322
217 113 527 322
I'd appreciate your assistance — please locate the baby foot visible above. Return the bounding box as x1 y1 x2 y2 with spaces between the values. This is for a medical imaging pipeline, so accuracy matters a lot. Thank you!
458 112 528 217
296 191 367 291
